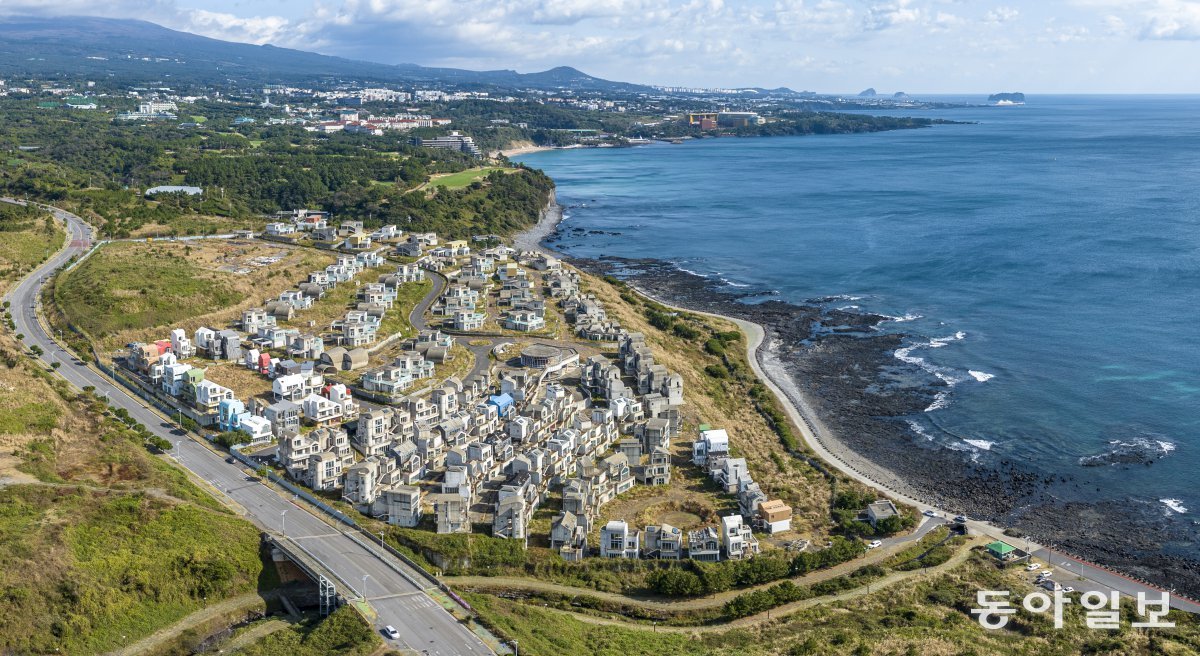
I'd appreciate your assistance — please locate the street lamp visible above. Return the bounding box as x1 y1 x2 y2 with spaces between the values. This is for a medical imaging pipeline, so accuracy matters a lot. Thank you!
362 574 371 599
281 509 288 535
512 640 518 656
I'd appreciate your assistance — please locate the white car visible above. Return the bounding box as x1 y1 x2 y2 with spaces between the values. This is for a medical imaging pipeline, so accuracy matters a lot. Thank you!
1062 586 1075 593
383 625 400 640
1026 563 1042 571
923 510 939 517
867 540 883 549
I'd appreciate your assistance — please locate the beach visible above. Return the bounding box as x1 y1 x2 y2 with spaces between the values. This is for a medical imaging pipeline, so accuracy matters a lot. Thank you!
497 143 555 158
513 191 562 253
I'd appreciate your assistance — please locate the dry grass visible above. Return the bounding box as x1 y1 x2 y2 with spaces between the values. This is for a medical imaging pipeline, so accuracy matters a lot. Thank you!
58 240 336 353
0 213 64 294
200 361 274 405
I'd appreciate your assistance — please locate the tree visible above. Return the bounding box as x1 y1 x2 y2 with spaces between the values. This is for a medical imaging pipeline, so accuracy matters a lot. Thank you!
213 430 250 448
647 568 703 596
50 361 60 370
29 345 43 357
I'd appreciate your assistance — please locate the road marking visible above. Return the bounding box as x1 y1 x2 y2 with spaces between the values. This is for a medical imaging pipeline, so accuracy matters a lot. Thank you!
367 591 426 601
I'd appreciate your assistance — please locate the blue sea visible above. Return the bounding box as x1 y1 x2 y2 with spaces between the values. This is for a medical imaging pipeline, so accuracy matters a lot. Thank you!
516 96 1200 541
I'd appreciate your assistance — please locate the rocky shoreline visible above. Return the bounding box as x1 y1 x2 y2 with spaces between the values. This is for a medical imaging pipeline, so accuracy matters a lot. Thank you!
564 256 1200 599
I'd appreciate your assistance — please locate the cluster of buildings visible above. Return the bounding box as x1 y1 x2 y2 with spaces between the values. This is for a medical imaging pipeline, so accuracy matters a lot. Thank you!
413 132 483 158
694 428 792 534
116 209 794 564
684 111 765 129
307 110 452 135
589 515 759 561
117 100 178 120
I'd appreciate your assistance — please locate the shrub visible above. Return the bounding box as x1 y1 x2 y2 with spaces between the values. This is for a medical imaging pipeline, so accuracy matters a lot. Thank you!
646 568 704 596
704 339 725 356
213 431 250 449
704 364 727 378
672 323 700 339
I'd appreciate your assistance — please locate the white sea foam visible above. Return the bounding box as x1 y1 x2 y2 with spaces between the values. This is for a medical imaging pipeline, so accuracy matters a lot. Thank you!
968 370 996 382
893 332 975 411
924 391 951 412
676 267 708 278
1158 440 1177 454
906 419 936 441
883 313 924 323
1160 498 1188 514
963 439 995 451
838 305 861 311
720 277 750 288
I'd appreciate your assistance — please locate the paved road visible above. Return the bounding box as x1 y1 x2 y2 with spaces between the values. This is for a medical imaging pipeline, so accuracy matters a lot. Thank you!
411 270 493 383
2 202 494 655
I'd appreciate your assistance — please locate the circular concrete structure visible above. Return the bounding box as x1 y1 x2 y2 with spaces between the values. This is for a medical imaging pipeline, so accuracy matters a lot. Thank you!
519 344 562 369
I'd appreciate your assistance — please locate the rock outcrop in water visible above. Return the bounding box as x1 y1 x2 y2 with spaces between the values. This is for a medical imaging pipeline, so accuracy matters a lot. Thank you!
988 92 1026 103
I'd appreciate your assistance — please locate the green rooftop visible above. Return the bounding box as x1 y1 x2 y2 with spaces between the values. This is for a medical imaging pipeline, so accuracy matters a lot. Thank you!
987 541 1016 557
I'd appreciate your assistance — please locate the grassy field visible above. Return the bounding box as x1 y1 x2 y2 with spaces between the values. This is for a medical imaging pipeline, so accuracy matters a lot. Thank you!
0 334 270 655
232 606 380 656
429 167 511 189
465 551 1200 656
54 240 335 349
377 278 433 340
0 203 63 293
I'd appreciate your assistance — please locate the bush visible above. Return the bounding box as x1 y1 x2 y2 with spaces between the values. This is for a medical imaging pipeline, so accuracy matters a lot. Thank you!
791 536 867 575
704 364 727 378
703 339 725 356
672 323 700 339
645 309 674 330
646 568 704 596
213 430 250 449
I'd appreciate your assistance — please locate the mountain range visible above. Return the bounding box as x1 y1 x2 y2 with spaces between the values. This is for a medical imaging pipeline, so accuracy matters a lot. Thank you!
0 16 653 93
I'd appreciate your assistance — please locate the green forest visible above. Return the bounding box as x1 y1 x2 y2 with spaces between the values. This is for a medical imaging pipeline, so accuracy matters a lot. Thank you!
0 99 554 238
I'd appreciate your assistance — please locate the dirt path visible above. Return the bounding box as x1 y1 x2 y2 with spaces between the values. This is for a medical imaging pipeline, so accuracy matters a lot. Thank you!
530 537 983 633
217 617 294 652
448 529 949 611
107 591 275 656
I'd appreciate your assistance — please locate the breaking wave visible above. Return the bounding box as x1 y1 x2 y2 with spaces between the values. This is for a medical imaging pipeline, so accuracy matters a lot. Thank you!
1160 498 1188 514
1079 437 1177 467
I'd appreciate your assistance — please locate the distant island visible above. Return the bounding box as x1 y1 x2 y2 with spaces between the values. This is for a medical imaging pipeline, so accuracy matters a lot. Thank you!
988 92 1026 104
859 88 877 97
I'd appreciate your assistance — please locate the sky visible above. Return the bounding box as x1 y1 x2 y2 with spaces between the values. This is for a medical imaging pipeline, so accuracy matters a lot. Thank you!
3 0 1200 93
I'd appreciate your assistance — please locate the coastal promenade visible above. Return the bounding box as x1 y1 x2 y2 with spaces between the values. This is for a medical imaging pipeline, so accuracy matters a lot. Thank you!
516 202 1200 616
2 202 495 655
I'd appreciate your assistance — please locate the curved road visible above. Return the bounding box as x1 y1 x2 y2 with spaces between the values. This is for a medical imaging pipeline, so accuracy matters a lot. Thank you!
411 270 494 384
2 202 494 655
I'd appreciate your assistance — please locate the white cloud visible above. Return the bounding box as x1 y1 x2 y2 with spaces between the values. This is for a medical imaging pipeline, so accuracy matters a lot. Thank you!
863 0 922 30
1139 0 1200 39
983 6 1019 24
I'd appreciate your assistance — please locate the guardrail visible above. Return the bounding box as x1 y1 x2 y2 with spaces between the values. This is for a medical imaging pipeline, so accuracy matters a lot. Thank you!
227 445 456 599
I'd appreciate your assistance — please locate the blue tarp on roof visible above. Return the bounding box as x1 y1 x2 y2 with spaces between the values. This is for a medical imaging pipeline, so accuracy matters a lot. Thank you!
487 393 514 416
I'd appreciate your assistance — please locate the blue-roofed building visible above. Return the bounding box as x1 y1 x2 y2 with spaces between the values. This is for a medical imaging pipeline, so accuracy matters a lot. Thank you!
487 393 514 417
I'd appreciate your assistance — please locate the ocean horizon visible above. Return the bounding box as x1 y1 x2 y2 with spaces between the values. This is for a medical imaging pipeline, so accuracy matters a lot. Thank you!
516 95 1200 559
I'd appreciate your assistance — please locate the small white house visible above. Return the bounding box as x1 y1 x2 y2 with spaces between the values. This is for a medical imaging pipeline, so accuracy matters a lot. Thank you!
237 414 273 442
693 428 730 465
